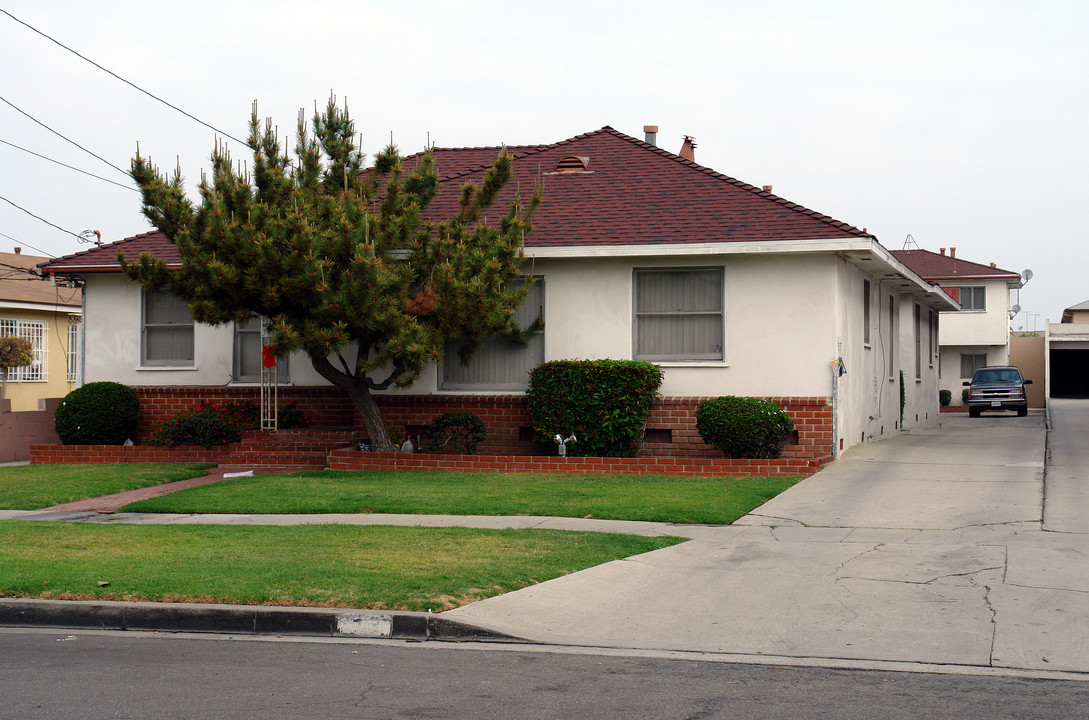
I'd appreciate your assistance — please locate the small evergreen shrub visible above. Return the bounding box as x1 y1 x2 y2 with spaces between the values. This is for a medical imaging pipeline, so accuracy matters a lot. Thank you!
147 400 259 447
939 389 952 406
527 360 663 457
695 396 795 459
54 382 140 445
962 387 970 404
427 411 487 454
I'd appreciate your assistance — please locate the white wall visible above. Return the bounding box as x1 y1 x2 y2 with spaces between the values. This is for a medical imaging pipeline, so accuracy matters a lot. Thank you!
939 278 1011 346
83 274 325 386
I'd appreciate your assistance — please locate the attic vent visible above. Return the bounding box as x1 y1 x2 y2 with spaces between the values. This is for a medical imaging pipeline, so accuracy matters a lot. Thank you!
555 155 590 173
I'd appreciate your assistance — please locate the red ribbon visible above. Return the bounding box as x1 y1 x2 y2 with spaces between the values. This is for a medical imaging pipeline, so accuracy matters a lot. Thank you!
261 344 277 368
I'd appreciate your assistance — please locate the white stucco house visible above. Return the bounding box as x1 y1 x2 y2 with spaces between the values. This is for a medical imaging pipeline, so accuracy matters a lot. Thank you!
41 126 955 458
891 247 1023 404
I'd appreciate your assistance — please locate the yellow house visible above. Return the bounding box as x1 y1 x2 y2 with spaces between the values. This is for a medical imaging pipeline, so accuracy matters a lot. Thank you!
0 248 82 411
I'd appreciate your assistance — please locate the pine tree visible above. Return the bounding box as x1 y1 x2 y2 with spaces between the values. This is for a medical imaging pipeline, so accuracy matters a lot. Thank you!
122 96 541 451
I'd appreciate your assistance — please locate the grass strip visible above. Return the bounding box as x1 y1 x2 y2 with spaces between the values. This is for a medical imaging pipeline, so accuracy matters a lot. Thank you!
0 464 215 510
0 521 683 611
121 471 802 524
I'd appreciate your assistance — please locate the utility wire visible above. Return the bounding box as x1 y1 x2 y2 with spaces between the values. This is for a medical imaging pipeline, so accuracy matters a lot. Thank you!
0 194 77 247
0 8 246 146
0 137 138 192
0 94 129 177
0 230 56 257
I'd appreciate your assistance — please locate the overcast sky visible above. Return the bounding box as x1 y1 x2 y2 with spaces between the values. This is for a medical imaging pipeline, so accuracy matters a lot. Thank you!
2 1 1084 325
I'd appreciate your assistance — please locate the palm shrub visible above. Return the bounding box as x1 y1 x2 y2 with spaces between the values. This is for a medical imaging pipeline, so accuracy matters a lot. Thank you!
695 396 795 459
0 336 33 400
54 382 140 445
427 411 487 454
527 360 662 457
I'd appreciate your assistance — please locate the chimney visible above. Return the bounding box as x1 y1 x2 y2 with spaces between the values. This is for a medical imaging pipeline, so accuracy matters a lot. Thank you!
990 262 996 268
762 185 773 193
679 135 697 162
13 247 20 254
950 246 956 258
643 125 658 146
940 248 946 255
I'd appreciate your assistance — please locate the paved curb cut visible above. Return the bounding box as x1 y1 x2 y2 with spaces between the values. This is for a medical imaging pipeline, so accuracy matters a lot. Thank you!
0 599 521 642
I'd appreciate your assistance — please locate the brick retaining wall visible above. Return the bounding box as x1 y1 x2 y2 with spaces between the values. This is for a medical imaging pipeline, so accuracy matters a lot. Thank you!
130 387 834 462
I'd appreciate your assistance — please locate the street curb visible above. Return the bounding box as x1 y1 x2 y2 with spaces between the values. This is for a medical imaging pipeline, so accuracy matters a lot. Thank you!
0 598 522 642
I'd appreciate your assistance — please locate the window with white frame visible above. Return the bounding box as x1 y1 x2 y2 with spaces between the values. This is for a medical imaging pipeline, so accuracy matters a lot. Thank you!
141 289 194 366
958 286 986 311
67 315 80 383
233 318 289 383
0 318 47 381
442 277 544 390
863 279 871 345
634 267 724 362
914 303 922 380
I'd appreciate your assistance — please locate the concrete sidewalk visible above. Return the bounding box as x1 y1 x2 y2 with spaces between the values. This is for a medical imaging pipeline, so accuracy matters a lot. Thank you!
4 406 1088 676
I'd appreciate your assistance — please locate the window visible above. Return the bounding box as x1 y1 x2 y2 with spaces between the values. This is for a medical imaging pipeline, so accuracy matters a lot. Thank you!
928 309 937 366
67 315 80 383
141 289 194 366
634 267 724 362
442 277 544 390
0 318 47 381
961 353 988 378
863 280 871 345
888 295 896 378
233 318 289 383
958 286 986 311
914 303 922 380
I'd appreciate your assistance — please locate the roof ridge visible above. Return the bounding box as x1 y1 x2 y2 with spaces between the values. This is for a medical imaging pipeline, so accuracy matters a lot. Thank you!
596 127 871 238
891 248 1021 277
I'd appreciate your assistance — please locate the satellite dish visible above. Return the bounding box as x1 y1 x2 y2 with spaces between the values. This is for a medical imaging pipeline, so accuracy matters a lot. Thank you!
1012 304 1021 315
1021 269 1033 283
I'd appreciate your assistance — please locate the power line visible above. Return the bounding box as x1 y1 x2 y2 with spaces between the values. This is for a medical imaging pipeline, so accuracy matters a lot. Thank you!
0 230 57 258
0 193 78 248
0 137 138 192
0 8 246 147
0 94 129 177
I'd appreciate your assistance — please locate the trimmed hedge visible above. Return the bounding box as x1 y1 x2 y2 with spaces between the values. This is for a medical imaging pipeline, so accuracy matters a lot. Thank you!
695 396 795 459
527 359 662 457
54 382 140 445
427 411 487 454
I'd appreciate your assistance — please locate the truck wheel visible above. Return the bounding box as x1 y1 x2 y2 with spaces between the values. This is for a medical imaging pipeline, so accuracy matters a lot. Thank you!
1017 407 1028 417
969 408 981 418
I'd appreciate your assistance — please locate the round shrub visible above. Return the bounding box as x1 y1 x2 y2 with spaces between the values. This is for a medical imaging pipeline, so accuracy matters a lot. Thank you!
427 411 487 454
54 382 140 445
695 396 795 459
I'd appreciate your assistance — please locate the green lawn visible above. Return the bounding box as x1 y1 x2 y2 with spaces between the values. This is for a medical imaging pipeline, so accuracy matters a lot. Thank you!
0 521 682 611
121 470 802 525
0 464 215 510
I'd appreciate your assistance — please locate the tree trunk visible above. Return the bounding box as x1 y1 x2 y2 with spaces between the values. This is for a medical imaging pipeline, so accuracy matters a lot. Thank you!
310 355 398 452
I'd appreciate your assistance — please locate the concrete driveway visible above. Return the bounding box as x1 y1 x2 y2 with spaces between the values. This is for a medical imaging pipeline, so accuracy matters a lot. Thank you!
446 404 1089 674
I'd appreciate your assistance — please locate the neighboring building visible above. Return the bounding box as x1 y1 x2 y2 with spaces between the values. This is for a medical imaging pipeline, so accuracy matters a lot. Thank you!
0 248 82 411
892 247 1024 405
41 126 955 457
1047 300 1089 398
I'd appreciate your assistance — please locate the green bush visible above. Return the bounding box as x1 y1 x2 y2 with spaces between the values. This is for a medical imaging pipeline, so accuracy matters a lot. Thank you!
527 360 663 457
962 387 970 404
54 382 140 445
147 401 259 448
695 396 795 459
939 389 952 406
427 411 487 454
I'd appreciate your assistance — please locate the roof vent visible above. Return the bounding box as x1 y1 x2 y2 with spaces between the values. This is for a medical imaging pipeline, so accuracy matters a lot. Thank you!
679 135 696 162
553 155 591 174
